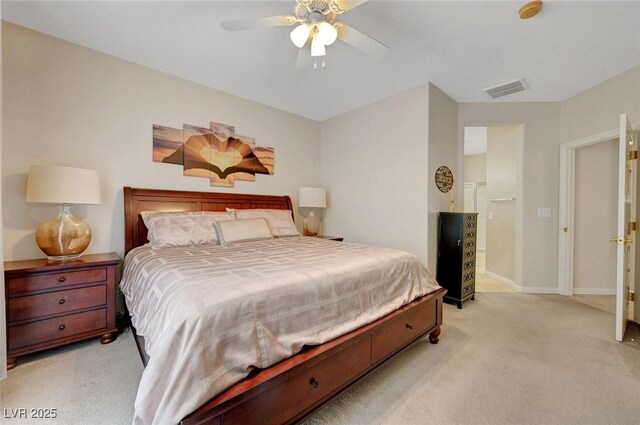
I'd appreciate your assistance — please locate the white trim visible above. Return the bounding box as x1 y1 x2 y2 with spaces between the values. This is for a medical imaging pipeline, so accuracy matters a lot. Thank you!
485 270 522 292
573 288 617 295
557 120 640 298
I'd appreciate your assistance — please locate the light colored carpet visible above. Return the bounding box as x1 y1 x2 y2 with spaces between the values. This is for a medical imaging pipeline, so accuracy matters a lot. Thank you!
572 295 616 315
2 293 639 425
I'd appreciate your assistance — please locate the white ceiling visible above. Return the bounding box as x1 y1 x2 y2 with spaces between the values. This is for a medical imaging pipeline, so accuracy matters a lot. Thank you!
4 1 640 121
464 126 487 155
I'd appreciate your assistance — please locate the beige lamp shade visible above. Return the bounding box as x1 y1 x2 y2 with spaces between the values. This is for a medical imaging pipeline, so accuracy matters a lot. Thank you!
298 187 326 208
26 165 101 260
26 165 101 205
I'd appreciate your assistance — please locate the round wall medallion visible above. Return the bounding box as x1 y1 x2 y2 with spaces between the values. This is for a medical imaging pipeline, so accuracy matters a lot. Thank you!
434 166 454 193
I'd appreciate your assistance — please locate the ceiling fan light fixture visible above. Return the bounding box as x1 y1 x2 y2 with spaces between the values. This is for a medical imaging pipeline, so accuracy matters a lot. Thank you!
317 21 338 46
311 35 326 57
290 23 310 48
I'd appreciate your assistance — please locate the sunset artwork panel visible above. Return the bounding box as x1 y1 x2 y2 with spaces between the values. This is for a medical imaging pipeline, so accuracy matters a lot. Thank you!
209 122 237 187
183 124 215 179
152 125 183 165
231 135 257 182
152 121 274 187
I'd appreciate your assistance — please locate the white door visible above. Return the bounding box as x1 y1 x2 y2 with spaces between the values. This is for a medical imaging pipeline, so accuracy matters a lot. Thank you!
476 183 488 251
615 113 634 341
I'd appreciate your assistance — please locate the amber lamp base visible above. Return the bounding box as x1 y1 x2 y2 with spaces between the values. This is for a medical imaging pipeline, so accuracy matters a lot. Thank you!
35 205 92 260
303 211 321 237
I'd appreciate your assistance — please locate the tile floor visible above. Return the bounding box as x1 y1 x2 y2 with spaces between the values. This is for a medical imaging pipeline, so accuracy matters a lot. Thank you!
475 251 516 293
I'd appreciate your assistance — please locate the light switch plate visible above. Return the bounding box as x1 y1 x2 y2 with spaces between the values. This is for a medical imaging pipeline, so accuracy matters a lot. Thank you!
488 211 494 220
538 208 551 218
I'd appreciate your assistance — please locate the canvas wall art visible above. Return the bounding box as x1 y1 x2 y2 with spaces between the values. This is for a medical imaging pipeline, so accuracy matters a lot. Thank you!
152 125 183 165
152 121 275 187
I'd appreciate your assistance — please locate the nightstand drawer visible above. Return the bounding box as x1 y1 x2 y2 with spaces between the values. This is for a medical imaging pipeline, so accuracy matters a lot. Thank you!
7 268 107 294
8 285 107 322
8 308 107 351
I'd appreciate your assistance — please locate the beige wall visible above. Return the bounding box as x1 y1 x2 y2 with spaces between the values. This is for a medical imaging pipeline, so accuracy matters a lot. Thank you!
485 126 521 281
459 103 559 290
320 84 430 264
427 83 459 272
2 23 321 261
464 154 486 183
573 139 618 293
561 66 640 143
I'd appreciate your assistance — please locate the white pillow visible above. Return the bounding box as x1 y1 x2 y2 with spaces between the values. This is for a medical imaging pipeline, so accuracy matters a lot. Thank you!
140 211 235 248
230 209 300 237
213 218 273 245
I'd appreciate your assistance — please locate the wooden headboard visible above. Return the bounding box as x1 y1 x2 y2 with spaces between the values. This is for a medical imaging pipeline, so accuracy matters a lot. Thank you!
123 187 293 255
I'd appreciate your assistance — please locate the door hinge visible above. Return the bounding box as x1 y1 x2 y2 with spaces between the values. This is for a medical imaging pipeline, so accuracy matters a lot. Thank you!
628 150 638 160
631 222 637 231
629 292 636 302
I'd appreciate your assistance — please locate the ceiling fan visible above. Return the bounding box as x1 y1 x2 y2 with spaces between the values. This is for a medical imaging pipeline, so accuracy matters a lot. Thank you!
221 0 390 70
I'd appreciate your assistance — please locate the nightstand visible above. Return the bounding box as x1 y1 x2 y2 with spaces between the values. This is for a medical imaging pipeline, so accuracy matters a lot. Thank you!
317 236 344 242
4 253 120 370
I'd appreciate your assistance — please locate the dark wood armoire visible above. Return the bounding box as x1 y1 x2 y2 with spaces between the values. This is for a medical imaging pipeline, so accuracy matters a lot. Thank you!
436 212 478 309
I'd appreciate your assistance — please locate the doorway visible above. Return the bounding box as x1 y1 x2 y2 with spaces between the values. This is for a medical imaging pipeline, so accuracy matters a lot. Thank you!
464 126 522 293
558 114 638 341
571 139 617 314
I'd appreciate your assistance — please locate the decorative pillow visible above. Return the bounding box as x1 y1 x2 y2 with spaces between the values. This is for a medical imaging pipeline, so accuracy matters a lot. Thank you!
229 209 300 237
213 218 273 245
140 211 235 248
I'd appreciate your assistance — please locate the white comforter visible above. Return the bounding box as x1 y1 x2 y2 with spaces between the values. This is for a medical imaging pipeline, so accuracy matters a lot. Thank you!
121 236 440 425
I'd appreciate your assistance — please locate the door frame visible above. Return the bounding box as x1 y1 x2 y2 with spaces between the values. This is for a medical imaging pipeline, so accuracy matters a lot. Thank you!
558 123 639 296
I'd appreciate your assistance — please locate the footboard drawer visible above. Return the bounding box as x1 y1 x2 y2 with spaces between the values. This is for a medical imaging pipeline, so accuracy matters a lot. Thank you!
371 301 436 364
221 336 371 425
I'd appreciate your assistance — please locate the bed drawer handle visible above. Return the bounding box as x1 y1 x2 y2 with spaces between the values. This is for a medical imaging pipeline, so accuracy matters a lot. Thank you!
309 377 319 389
58 299 66 305
405 323 414 330
58 277 66 283
58 324 66 331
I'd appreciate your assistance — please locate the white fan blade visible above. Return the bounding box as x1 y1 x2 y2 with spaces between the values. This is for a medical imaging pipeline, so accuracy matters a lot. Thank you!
328 0 369 14
295 42 312 71
336 23 390 58
221 16 297 31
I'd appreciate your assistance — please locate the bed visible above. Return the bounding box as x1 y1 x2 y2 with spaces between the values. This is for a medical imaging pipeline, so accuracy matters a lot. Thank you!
122 187 446 425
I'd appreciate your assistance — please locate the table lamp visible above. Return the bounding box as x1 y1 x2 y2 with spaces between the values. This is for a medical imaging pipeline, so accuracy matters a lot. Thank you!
26 165 101 260
298 187 326 237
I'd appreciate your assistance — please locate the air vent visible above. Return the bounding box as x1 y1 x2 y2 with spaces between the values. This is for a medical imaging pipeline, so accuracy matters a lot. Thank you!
483 78 528 99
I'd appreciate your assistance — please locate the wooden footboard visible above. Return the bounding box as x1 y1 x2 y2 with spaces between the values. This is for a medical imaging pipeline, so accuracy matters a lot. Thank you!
179 287 446 425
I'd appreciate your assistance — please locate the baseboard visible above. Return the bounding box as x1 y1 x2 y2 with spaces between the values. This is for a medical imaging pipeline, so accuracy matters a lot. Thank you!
484 271 522 292
572 288 616 295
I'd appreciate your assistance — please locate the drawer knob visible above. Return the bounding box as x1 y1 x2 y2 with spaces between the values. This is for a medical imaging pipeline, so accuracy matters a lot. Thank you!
309 377 319 389
406 323 414 330
58 324 66 331
59 299 66 305
58 277 66 283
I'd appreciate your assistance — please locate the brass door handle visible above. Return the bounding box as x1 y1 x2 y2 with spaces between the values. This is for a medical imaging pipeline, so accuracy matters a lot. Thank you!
610 237 634 244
